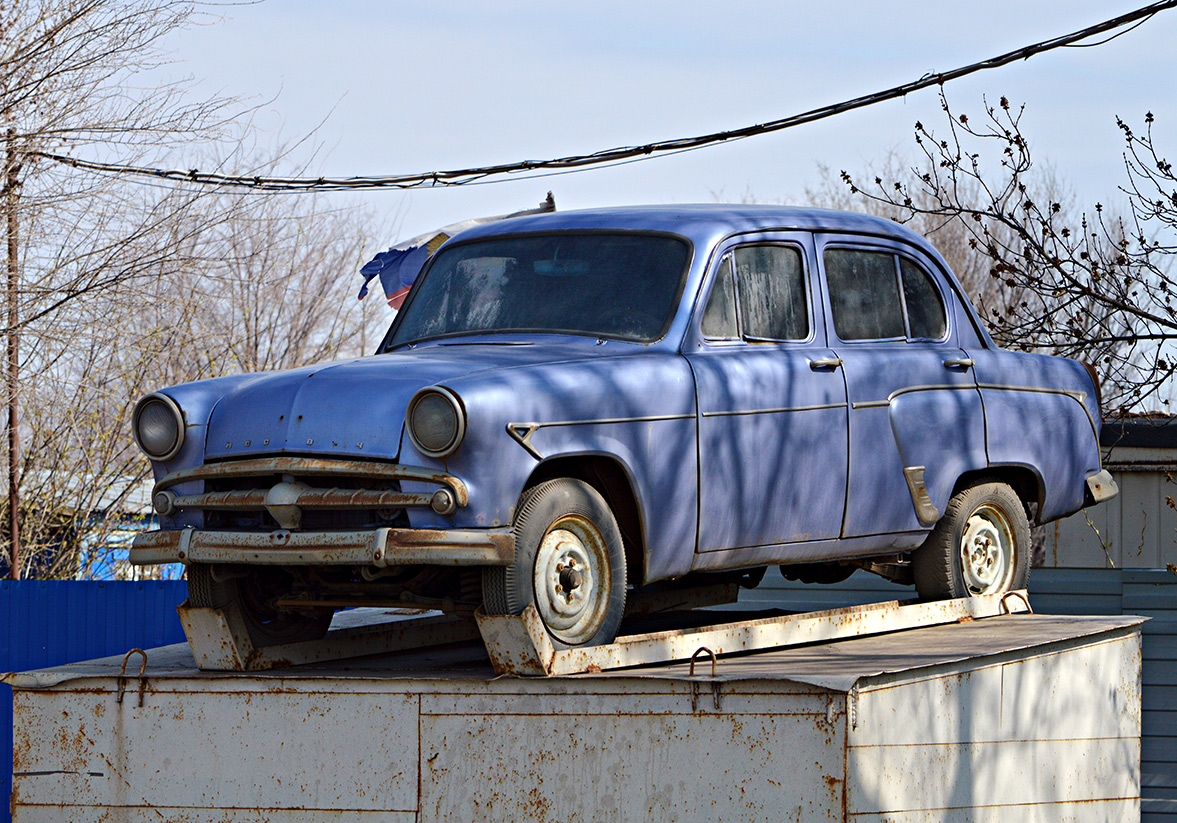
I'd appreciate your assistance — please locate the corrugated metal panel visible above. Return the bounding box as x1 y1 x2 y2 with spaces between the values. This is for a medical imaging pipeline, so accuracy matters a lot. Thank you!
741 565 1177 822
0 581 187 823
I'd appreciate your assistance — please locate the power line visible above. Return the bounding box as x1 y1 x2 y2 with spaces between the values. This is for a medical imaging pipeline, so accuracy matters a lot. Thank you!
28 0 1177 193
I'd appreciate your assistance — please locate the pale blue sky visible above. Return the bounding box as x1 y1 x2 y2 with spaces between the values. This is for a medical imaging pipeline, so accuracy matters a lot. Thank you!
163 1 1177 241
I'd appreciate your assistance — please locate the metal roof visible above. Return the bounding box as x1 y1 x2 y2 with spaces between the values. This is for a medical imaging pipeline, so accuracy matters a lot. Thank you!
453 204 930 250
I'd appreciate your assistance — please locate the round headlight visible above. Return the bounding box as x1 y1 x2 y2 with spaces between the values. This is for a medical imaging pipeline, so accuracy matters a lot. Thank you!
406 387 465 458
132 393 185 461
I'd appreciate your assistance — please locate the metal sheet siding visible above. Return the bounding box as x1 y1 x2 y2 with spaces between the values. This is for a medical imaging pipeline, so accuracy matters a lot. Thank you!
739 565 1176 822
1 581 187 823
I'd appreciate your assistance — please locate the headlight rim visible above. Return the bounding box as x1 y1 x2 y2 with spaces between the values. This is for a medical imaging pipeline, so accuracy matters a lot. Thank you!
406 386 466 459
132 392 186 462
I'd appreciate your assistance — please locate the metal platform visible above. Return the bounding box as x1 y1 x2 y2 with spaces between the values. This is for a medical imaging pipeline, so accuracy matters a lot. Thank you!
176 585 1033 675
4 606 1144 822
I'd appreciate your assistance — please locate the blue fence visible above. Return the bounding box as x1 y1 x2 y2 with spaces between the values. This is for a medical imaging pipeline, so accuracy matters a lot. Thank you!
1 580 187 823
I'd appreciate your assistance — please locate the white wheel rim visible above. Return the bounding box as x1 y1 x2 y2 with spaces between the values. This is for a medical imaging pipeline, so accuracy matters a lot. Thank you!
959 502 1017 595
533 514 611 645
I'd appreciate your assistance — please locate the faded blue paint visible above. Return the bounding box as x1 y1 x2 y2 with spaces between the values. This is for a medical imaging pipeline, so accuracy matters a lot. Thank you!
136 205 1103 586
0 581 188 823
972 349 1101 521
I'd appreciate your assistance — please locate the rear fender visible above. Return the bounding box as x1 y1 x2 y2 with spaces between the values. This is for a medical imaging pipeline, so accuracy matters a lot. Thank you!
888 388 988 525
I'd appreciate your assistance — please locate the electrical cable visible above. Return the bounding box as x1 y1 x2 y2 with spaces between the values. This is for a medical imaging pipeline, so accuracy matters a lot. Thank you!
24 0 1177 192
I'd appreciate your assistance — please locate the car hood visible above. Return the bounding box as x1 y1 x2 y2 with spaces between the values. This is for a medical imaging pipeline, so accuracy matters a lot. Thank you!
202 341 617 462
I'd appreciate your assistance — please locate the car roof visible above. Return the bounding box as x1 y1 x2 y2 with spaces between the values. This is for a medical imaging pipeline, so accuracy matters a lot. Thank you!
452 204 927 249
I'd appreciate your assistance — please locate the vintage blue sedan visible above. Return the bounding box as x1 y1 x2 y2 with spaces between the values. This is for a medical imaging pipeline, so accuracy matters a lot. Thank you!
130 205 1115 648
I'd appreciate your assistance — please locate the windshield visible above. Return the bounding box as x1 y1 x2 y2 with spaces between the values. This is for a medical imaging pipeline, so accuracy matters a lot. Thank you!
385 232 690 347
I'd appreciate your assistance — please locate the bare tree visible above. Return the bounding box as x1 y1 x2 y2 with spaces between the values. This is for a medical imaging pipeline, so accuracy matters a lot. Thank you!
836 93 1174 415
0 1 389 578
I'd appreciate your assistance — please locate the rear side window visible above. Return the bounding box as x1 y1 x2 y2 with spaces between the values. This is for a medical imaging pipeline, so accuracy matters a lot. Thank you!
824 248 904 340
824 248 948 342
733 245 809 341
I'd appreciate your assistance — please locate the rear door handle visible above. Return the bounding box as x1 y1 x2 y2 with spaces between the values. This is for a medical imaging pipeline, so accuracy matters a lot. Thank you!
943 358 974 369
809 357 843 370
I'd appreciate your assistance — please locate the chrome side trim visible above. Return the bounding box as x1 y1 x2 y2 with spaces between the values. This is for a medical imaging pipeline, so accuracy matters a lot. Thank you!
701 402 847 418
975 381 1098 442
888 383 979 402
975 382 1086 402
851 383 977 410
506 413 695 459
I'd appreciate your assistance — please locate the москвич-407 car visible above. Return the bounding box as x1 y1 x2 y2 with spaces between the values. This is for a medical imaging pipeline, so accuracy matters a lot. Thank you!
129 205 1117 648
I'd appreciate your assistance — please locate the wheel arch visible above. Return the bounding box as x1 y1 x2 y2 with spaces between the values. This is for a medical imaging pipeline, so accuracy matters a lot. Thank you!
952 464 1045 523
522 453 648 585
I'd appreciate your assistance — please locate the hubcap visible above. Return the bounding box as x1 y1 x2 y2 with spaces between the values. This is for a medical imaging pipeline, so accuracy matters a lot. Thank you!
959 502 1016 595
533 514 611 645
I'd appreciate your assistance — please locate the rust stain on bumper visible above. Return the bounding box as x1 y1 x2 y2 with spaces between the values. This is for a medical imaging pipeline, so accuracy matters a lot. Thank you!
130 527 513 567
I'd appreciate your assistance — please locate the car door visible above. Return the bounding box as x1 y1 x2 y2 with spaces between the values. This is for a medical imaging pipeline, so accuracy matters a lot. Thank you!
685 234 849 556
816 236 986 539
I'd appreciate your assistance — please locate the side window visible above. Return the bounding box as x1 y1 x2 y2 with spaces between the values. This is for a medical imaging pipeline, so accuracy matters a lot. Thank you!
899 257 947 340
733 245 809 341
824 248 905 341
701 255 738 339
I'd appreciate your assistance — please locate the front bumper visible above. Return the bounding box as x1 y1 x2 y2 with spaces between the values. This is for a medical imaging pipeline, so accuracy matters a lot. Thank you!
130 527 514 567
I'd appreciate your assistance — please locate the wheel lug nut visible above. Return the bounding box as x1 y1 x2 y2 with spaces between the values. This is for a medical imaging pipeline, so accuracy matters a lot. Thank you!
557 563 564 572
555 584 563 593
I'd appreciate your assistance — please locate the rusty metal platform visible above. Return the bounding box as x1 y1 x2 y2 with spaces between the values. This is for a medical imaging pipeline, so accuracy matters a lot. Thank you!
176 584 1033 676
4 609 1144 822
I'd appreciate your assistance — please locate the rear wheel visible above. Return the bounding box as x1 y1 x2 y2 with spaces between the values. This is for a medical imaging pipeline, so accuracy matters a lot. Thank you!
186 564 334 647
912 480 1030 600
483 478 627 647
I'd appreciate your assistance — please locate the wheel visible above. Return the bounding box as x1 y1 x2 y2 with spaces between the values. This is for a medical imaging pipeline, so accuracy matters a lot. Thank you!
912 480 1031 600
483 478 627 647
186 564 334 647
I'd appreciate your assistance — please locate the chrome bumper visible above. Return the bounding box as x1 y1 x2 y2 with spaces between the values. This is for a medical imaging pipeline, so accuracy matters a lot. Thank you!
130 527 513 567
1086 469 1119 504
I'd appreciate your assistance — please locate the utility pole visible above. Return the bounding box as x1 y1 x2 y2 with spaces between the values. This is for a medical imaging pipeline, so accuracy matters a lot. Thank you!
5 128 19 580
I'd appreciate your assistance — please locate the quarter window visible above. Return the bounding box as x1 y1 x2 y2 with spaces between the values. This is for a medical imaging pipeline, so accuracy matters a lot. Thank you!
733 245 809 341
701 256 738 339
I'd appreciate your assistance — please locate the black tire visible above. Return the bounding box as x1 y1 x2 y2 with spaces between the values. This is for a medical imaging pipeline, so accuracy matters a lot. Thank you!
912 480 1031 600
482 478 627 648
186 564 334 647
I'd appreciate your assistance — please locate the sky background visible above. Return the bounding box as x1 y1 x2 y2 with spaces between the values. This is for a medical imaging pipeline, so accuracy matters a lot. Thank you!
160 1 1177 247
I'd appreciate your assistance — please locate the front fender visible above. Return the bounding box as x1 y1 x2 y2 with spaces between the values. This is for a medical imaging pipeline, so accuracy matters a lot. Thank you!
399 354 699 582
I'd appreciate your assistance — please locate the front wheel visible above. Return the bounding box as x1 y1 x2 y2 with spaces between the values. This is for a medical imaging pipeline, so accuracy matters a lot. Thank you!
483 478 627 647
912 480 1030 600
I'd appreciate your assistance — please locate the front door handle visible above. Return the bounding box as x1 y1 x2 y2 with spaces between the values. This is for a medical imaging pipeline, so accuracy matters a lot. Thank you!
809 357 843 370
943 358 974 369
